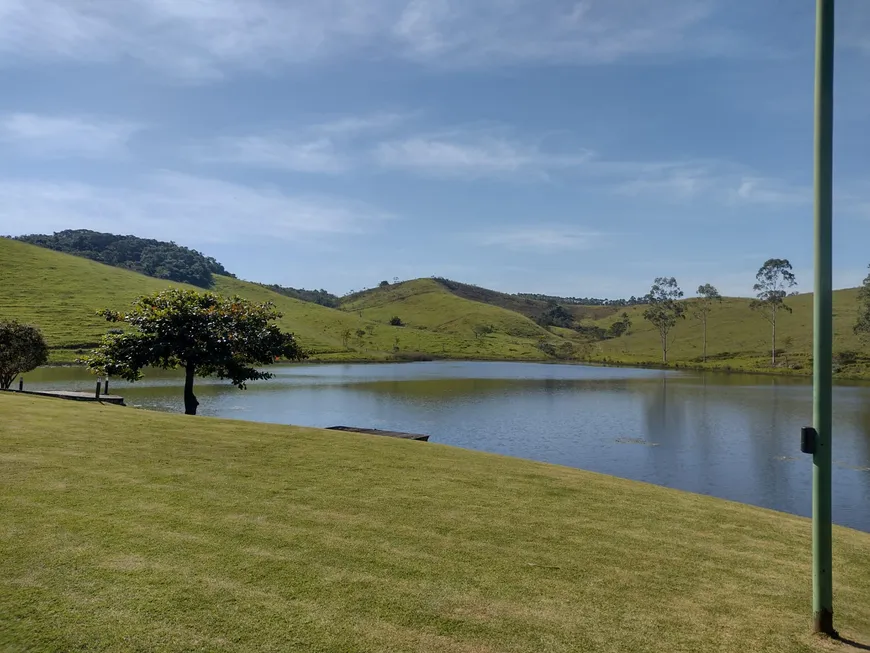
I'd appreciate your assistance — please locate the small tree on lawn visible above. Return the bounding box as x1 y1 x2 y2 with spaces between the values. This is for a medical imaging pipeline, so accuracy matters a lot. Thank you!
643 277 685 364
693 284 722 363
83 289 305 415
0 320 49 390
340 328 352 349
750 259 797 366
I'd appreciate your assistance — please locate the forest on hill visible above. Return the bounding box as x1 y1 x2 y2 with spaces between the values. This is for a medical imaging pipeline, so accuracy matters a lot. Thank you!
11 230 234 288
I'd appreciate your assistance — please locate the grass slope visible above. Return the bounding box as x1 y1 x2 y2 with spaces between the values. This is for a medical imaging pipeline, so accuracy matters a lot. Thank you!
0 240 560 364
430 278 619 322
8 235 870 376
0 238 192 354
2 393 869 652
341 279 548 337
339 279 572 360
587 292 870 376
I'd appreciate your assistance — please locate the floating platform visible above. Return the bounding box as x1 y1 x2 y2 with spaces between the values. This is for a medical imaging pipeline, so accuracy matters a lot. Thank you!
11 390 126 406
326 426 429 442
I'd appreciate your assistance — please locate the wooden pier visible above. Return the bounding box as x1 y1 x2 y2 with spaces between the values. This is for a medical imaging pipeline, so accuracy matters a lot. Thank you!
327 426 429 442
10 390 126 406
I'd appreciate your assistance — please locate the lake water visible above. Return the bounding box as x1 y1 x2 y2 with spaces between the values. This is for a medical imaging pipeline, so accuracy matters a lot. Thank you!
22 361 870 532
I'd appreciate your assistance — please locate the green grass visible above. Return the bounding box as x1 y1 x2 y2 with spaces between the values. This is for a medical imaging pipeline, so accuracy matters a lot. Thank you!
339 279 564 358
424 278 618 323
0 239 560 364
2 393 869 652
6 236 870 377
587 293 870 377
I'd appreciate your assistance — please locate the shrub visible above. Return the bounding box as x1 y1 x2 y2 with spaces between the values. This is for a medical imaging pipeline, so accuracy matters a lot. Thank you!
836 350 859 365
389 316 404 327
0 320 50 389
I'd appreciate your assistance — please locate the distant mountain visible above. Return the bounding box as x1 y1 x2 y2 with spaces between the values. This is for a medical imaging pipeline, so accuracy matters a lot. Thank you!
258 284 340 308
12 229 234 288
515 292 646 307
429 278 634 325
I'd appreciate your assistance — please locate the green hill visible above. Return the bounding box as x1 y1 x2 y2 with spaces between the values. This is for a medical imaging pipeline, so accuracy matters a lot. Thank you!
3 393 870 651
586 291 870 376
12 230 233 288
5 236 870 377
0 239 565 363
430 277 619 322
340 279 552 339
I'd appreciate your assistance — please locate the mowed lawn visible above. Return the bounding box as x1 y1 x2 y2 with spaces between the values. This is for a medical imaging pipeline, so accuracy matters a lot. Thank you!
2 394 869 652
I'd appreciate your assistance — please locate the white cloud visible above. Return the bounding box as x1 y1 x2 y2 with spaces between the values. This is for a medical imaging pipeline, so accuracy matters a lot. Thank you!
375 128 592 179
614 164 719 201
195 136 349 174
193 112 409 173
608 160 812 208
731 177 811 206
478 227 601 252
0 113 141 158
391 0 718 68
0 172 389 243
0 0 731 80
312 112 409 136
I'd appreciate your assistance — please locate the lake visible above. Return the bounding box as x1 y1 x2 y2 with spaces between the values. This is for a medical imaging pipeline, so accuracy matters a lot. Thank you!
23 361 870 532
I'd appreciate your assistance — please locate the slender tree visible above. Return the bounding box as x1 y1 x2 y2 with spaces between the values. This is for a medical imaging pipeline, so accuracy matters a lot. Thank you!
693 284 722 362
854 265 870 340
750 259 797 366
83 289 305 415
0 321 49 390
642 277 686 363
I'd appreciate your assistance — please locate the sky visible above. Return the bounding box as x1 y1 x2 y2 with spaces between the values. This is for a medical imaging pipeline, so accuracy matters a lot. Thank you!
0 0 868 299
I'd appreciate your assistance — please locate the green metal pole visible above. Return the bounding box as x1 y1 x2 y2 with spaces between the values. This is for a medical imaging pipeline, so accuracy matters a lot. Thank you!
812 0 835 637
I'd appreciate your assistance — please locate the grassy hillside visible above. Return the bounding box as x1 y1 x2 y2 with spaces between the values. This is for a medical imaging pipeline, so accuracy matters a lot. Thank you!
3 393 869 652
341 279 551 338
586 291 870 376
0 240 564 364
7 236 870 376
431 278 619 322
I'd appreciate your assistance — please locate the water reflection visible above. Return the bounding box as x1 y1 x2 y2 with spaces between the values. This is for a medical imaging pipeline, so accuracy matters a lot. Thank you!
21 361 870 532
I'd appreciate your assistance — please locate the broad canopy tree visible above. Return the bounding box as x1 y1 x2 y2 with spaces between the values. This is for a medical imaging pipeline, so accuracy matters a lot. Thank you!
0 320 49 390
693 284 722 363
84 289 306 415
750 259 797 366
643 277 686 364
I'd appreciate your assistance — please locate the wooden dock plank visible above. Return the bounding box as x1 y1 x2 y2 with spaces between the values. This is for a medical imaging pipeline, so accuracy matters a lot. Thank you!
8 390 126 406
326 426 429 442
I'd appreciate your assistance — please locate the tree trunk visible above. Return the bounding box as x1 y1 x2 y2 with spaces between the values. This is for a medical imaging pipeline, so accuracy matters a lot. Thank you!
661 329 667 364
184 363 199 416
771 308 777 366
702 315 707 363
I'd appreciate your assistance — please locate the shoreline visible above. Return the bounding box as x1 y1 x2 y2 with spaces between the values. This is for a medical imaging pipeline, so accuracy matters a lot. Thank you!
40 353 870 383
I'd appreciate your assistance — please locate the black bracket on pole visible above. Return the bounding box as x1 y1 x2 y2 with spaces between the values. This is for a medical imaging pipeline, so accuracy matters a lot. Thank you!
801 427 818 455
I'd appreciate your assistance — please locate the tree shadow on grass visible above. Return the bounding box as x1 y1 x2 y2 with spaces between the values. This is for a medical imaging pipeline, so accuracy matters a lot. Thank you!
836 637 870 652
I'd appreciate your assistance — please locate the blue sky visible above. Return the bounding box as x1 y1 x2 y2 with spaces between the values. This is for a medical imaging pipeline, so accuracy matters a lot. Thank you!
0 0 868 299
